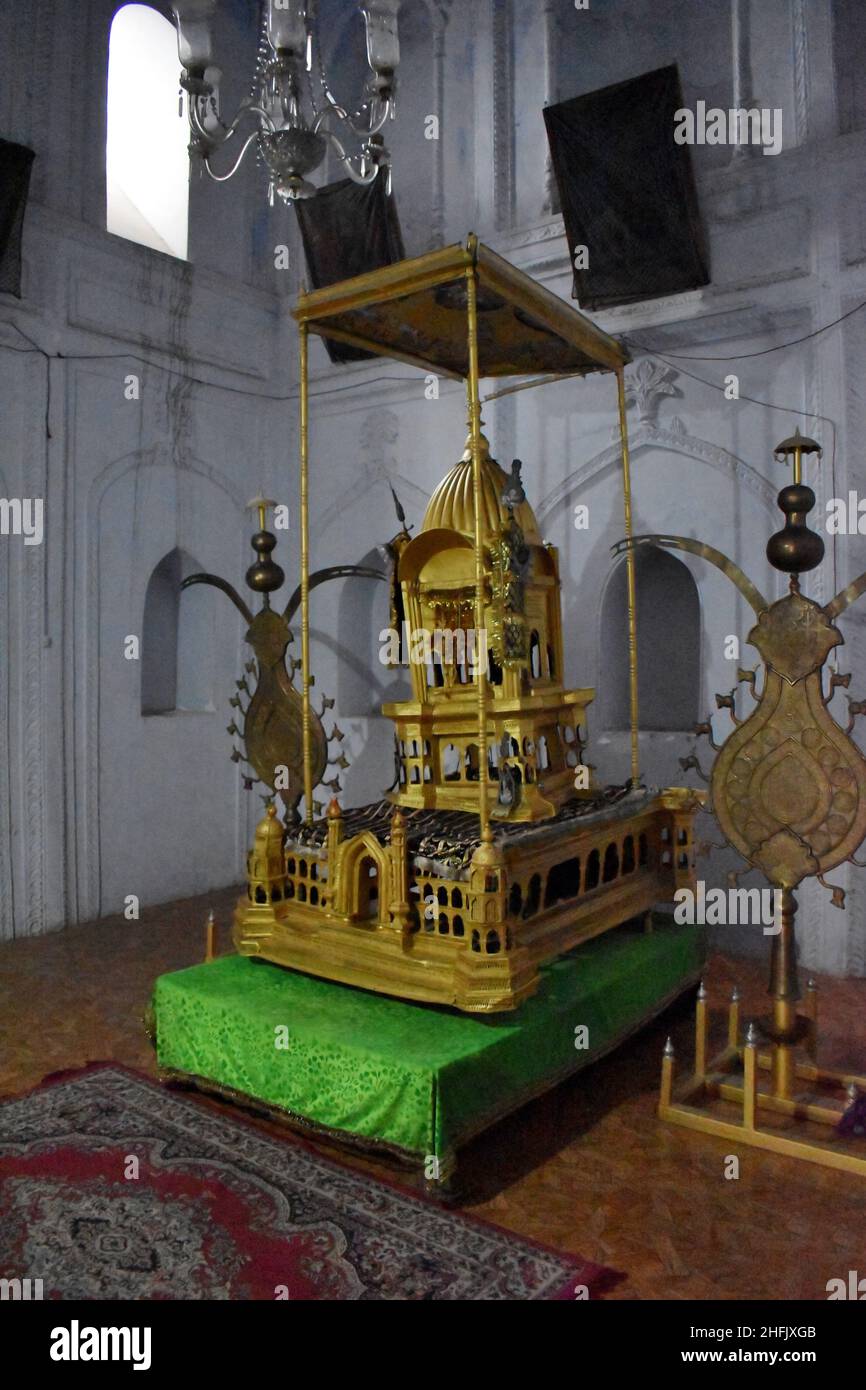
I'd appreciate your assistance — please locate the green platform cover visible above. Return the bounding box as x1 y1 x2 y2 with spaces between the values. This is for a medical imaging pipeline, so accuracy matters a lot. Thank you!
154 919 703 1166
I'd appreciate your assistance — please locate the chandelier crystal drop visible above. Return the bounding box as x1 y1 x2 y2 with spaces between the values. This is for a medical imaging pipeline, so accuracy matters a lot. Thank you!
172 1 401 203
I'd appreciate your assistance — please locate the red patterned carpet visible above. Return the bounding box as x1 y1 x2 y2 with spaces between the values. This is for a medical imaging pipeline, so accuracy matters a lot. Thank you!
0 1065 620 1301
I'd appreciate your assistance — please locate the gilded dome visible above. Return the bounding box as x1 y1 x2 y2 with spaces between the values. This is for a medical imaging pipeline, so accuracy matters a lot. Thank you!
421 432 542 545
254 803 286 850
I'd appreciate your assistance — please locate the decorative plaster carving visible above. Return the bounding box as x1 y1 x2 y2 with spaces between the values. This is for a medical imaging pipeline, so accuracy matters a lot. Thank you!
500 217 566 253
624 359 681 426
317 407 428 537
165 261 195 470
536 423 778 533
361 406 399 483
599 288 709 324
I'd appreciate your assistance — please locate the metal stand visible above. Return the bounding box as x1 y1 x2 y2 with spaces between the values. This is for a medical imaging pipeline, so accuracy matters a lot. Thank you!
660 888 866 1176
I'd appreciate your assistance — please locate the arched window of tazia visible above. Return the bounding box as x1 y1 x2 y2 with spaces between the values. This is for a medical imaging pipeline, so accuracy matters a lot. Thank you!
141 549 214 715
598 544 700 732
107 5 190 258
529 630 541 680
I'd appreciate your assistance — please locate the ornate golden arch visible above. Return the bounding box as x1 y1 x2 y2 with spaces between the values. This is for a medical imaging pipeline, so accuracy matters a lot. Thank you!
336 832 391 925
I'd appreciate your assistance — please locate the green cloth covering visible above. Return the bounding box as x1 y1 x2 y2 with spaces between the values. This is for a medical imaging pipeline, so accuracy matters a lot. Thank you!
154 919 703 1164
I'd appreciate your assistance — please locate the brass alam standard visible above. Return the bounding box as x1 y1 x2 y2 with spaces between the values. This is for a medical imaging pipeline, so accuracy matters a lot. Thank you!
622 430 866 1175
229 237 700 1011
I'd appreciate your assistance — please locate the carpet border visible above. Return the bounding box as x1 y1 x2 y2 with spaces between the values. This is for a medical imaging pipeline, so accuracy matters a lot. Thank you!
0 1061 623 1300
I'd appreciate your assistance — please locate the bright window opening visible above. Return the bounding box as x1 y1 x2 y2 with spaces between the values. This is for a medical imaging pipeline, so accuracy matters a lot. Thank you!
107 4 189 259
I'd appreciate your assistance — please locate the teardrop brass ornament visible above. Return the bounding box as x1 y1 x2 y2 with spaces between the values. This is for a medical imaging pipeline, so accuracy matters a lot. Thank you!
623 432 866 1177
713 588 866 889
180 499 386 820
240 606 329 814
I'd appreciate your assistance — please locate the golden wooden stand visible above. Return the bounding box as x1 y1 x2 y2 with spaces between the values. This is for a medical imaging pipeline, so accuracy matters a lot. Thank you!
661 890 866 1177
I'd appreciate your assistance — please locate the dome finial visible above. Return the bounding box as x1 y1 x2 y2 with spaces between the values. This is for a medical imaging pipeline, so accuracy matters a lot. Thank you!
420 439 541 545
461 426 491 464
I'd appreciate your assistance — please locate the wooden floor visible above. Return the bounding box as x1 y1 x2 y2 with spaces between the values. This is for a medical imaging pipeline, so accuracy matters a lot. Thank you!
3 885 866 1301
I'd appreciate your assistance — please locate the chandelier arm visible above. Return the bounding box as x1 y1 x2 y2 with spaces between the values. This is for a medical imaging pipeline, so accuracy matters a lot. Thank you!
311 105 346 134
207 99 232 138
371 101 391 134
188 96 227 147
312 15 389 135
231 103 278 136
315 44 346 117
313 99 390 144
319 129 378 185
199 99 277 144
352 99 391 137
303 50 320 119
203 131 261 182
317 85 350 122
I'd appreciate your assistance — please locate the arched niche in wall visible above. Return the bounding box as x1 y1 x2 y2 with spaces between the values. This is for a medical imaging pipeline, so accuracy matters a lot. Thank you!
597 543 700 732
141 548 214 715
107 4 190 258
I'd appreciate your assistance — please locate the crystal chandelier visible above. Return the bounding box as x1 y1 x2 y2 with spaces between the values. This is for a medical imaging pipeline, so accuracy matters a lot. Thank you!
172 1 401 203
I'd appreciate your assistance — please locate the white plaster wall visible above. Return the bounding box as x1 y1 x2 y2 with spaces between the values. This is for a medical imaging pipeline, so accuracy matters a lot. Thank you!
0 0 295 935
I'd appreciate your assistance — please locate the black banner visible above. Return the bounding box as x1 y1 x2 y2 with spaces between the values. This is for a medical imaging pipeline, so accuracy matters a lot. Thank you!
295 176 405 363
0 137 35 297
544 65 709 310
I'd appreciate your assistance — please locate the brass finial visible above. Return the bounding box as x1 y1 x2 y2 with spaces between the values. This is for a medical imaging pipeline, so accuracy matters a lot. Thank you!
773 427 822 484
254 801 285 845
766 433 825 575
461 423 491 463
245 495 285 599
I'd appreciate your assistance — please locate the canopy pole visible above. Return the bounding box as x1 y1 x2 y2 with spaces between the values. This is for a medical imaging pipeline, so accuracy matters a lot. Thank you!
299 321 313 822
615 367 640 786
465 238 491 842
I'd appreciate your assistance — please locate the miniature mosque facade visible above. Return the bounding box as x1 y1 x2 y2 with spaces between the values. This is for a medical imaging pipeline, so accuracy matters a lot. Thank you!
384 431 589 823
234 436 700 1012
